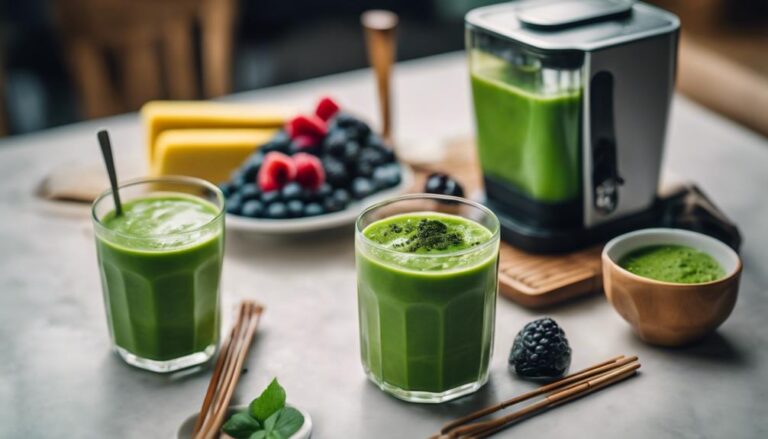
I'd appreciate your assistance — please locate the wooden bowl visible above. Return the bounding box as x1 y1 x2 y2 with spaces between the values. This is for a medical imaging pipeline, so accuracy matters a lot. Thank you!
602 228 742 346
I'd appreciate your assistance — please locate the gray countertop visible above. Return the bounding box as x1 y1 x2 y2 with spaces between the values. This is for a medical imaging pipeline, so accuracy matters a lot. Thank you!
1 52 767 438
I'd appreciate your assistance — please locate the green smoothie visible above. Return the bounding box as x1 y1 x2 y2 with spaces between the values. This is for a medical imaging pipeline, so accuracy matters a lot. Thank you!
96 194 223 363
356 212 498 396
470 51 581 202
619 245 725 284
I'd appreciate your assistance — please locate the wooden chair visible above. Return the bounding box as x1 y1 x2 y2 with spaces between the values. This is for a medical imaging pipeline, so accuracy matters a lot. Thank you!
53 0 236 119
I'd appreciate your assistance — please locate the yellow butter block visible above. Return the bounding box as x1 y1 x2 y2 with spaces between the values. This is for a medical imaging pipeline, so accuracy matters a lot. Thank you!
141 100 291 164
151 128 276 184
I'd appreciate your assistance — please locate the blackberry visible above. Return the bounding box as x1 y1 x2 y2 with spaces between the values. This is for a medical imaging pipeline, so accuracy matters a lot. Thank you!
509 318 571 380
424 173 464 198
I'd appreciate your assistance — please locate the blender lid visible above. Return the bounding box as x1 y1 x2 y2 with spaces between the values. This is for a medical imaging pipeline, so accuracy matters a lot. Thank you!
466 0 679 52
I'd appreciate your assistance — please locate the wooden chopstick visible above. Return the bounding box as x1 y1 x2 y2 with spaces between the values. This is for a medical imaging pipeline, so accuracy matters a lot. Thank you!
466 362 640 438
201 303 263 439
438 355 629 435
437 355 641 439
465 361 640 438
192 303 248 435
193 301 264 439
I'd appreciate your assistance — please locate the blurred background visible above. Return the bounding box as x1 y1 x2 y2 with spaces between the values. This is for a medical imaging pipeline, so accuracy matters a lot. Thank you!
0 0 766 138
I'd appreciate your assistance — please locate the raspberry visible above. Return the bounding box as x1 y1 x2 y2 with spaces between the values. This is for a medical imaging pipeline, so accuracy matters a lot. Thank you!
286 115 327 139
315 97 340 121
292 135 317 150
257 152 297 192
293 152 325 190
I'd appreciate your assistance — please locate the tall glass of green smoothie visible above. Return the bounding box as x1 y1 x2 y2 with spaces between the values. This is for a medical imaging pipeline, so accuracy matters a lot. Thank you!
91 176 225 373
356 194 500 403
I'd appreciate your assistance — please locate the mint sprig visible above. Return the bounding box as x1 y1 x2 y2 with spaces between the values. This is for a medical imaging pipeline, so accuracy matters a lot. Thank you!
250 378 287 422
222 411 261 438
221 378 304 439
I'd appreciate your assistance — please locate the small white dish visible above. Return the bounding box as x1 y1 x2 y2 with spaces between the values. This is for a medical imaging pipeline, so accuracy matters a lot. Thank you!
177 404 312 439
225 165 413 234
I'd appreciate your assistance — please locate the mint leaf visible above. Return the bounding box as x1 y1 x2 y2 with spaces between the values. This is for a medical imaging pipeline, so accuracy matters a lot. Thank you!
222 411 261 439
249 431 267 439
263 407 304 439
249 378 286 422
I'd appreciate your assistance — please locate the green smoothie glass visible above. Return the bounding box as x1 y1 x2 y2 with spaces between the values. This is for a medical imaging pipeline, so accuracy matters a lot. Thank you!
356 194 500 403
92 176 224 373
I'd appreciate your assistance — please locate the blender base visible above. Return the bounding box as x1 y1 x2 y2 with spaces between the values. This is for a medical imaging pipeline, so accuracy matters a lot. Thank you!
487 198 665 254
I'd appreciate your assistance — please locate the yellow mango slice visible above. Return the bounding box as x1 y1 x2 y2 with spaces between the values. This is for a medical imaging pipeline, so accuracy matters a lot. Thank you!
151 128 276 184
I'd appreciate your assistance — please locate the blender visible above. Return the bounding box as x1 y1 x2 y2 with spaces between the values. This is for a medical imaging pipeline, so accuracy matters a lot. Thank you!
466 0 680 253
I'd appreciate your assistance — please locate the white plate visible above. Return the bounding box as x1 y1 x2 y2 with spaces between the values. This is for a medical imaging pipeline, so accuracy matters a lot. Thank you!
225 165 413 234
177 404 312 439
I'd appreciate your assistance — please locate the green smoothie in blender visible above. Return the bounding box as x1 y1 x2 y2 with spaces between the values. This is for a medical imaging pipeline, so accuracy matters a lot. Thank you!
470 50 582 203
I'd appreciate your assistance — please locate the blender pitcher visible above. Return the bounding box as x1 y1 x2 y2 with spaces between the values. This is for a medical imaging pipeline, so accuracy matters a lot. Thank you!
466 0 679 253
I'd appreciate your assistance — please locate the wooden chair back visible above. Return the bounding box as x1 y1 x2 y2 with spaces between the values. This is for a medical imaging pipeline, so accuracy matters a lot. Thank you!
53 0 235 119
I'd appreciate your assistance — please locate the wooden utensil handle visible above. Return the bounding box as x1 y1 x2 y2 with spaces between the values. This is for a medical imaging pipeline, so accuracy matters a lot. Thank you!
362 10 398 143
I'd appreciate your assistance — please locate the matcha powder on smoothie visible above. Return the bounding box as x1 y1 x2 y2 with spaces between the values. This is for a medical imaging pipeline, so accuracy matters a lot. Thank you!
364 213 492 256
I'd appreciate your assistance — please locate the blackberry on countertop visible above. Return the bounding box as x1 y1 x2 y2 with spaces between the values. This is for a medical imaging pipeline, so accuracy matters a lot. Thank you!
509 317 571 381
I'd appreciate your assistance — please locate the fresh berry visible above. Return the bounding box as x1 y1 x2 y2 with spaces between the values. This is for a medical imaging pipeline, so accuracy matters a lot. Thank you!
261 131 291 153
344 122 371 142
424 173 465 198
286 115 327 140
261 190 281 205
315 97 340 121
366 132 386 150
323 157 349 188
303 202 324 217
291 135 317 150
372 164 401 189
333 188 351 208
330 112 357 128
293 152 326 190
323 196 344 213
230 169 247 188
324 130 347 157
266 202 288 219
239 183 260 201
509 318 572 381
258 151 297 192
225 193 243 215
281 182 303 201
241 161 259 181
241 200 265 218
359 147 386 167
315 183 333 200
342 141 360 165
355 161 374 179
351 177 374 199
287 199 305 217
247 150 266 167
218 182 234 197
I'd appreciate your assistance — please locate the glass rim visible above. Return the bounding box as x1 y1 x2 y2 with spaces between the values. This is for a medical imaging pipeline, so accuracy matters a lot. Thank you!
91 175 225 241
355 193 500 259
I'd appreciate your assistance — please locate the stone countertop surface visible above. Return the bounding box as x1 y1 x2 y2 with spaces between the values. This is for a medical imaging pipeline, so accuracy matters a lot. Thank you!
1 52 767 438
